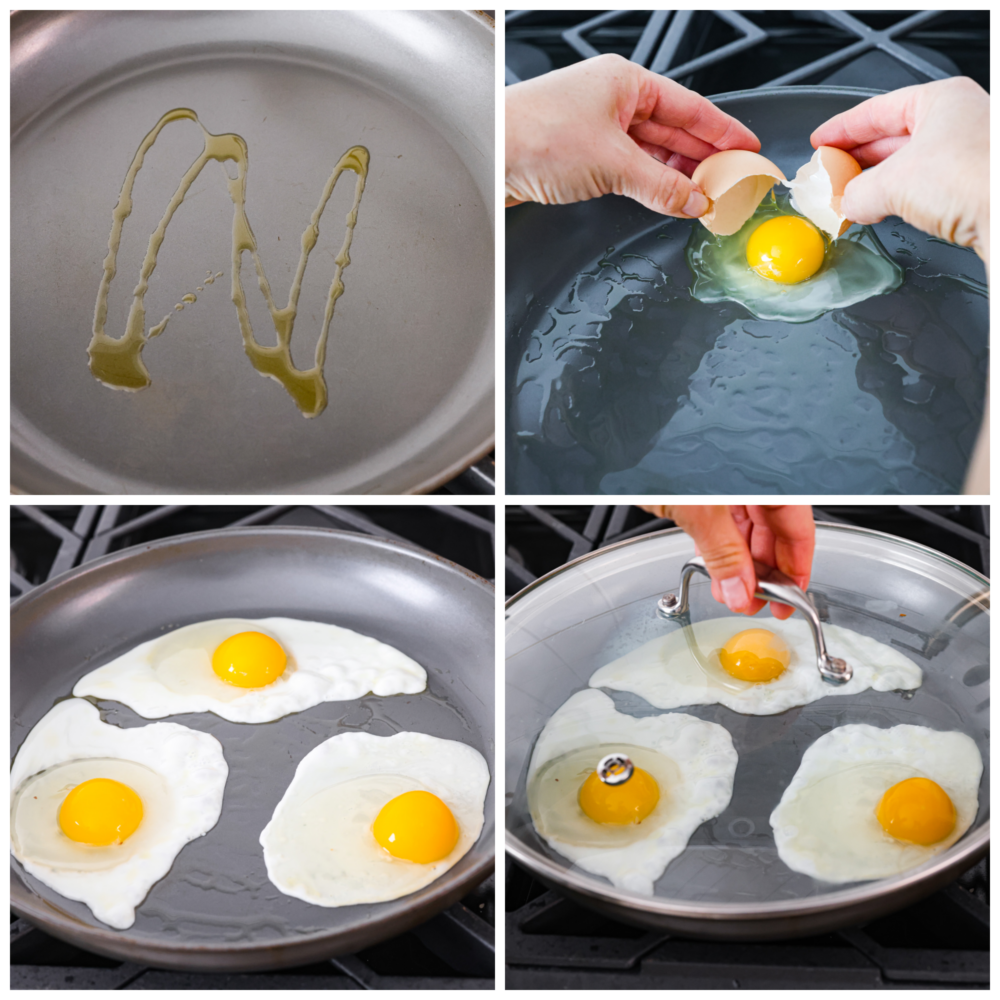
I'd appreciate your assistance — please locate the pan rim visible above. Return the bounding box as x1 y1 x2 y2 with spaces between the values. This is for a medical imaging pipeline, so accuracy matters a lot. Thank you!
11 523 495 610
505 520 989 921
505 521 989 610
11 523 495 968
705 84 886 101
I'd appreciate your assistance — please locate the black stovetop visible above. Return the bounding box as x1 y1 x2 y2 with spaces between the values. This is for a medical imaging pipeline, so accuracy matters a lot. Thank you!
505 504 989 989
11 504 495 990
505 10 989 94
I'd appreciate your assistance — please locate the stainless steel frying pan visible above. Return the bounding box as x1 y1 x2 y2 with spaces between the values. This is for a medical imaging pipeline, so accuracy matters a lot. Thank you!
11 527 494 971
12 11 494 494
506 87 988 494
506 523 988 940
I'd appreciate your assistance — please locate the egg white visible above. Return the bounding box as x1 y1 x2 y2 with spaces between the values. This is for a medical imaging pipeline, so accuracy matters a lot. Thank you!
72 617 427 723
9 699 228 929
589 616 921 715
527 689 737 895
770 724 982 883
260 731 489 907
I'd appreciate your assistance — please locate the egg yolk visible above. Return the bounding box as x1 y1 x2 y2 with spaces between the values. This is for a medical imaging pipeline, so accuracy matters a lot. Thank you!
746 215 825 284
719 629 790 682
58 778 143 846
212 631 287 688
876 777 956 846
578 768 660 825
373 790 459 863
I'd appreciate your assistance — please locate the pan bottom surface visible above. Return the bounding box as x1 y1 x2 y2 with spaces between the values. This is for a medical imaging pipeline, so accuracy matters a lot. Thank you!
508 212 986 495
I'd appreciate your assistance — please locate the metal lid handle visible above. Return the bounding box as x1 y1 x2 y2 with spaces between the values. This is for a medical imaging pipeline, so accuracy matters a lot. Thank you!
656 555 852 685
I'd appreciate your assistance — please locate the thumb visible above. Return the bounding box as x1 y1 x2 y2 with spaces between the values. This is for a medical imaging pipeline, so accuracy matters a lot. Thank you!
669 506 758 614
614 140 710 219
840 164 893 225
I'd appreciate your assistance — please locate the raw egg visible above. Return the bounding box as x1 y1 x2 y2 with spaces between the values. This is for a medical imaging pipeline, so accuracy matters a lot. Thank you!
745 216 826 284
686 190 903 323
687 144 902 321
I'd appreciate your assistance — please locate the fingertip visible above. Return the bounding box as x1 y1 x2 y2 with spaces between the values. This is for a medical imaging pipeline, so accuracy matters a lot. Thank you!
720 577 750 614
683 189 709 218
719 127 761 154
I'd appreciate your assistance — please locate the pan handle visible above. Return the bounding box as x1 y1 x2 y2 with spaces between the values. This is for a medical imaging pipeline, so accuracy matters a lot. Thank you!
656 556 852 685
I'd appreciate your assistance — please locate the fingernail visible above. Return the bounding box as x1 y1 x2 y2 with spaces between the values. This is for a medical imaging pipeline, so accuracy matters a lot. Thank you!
683 190 709 218
720 577 749 612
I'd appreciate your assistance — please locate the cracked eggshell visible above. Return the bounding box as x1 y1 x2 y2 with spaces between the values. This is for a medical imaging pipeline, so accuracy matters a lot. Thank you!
786 146 862 239
691 150 786 236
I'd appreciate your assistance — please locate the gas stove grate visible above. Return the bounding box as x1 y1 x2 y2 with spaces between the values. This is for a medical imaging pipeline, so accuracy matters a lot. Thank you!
12 504 495 597
11 504 495 990
505 504 989 989
505 10 988 93
506 859 988 988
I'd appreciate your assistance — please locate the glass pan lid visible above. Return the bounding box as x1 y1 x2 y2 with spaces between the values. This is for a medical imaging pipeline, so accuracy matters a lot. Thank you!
506 524 989 908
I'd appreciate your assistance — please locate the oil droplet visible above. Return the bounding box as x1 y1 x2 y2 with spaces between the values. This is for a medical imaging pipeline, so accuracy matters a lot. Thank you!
148 270 220 338
88 108 369 418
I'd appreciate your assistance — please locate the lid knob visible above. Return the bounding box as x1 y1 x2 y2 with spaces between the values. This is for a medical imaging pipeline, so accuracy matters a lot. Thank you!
597 753 634 785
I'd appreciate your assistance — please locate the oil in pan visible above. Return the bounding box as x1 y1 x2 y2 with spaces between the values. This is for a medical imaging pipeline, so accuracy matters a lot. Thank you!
88 108 368 418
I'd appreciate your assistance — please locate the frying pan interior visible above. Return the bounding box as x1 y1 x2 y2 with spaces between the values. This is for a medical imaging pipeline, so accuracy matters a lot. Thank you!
506 87 988 495
12 11 494 494
11 527 494 971
506 525 988 923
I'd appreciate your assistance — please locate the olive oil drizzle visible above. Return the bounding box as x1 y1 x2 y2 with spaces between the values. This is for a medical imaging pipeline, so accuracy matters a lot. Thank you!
89 108 369 418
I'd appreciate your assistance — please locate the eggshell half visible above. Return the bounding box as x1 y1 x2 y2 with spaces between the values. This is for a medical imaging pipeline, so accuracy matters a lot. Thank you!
692 150 786 236
786 146 862 239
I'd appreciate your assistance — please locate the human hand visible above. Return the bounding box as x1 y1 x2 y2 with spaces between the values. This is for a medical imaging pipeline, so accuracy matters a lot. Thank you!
810 77 989 269
506 53 760 219
638 505 815 619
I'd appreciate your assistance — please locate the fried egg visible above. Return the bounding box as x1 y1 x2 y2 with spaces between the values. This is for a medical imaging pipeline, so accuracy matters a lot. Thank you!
526 689 737 895
770 724 982 883
687 190 903 323
588 616 921 715
260 731 489 906
73 617 427 723
10 699 228 929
